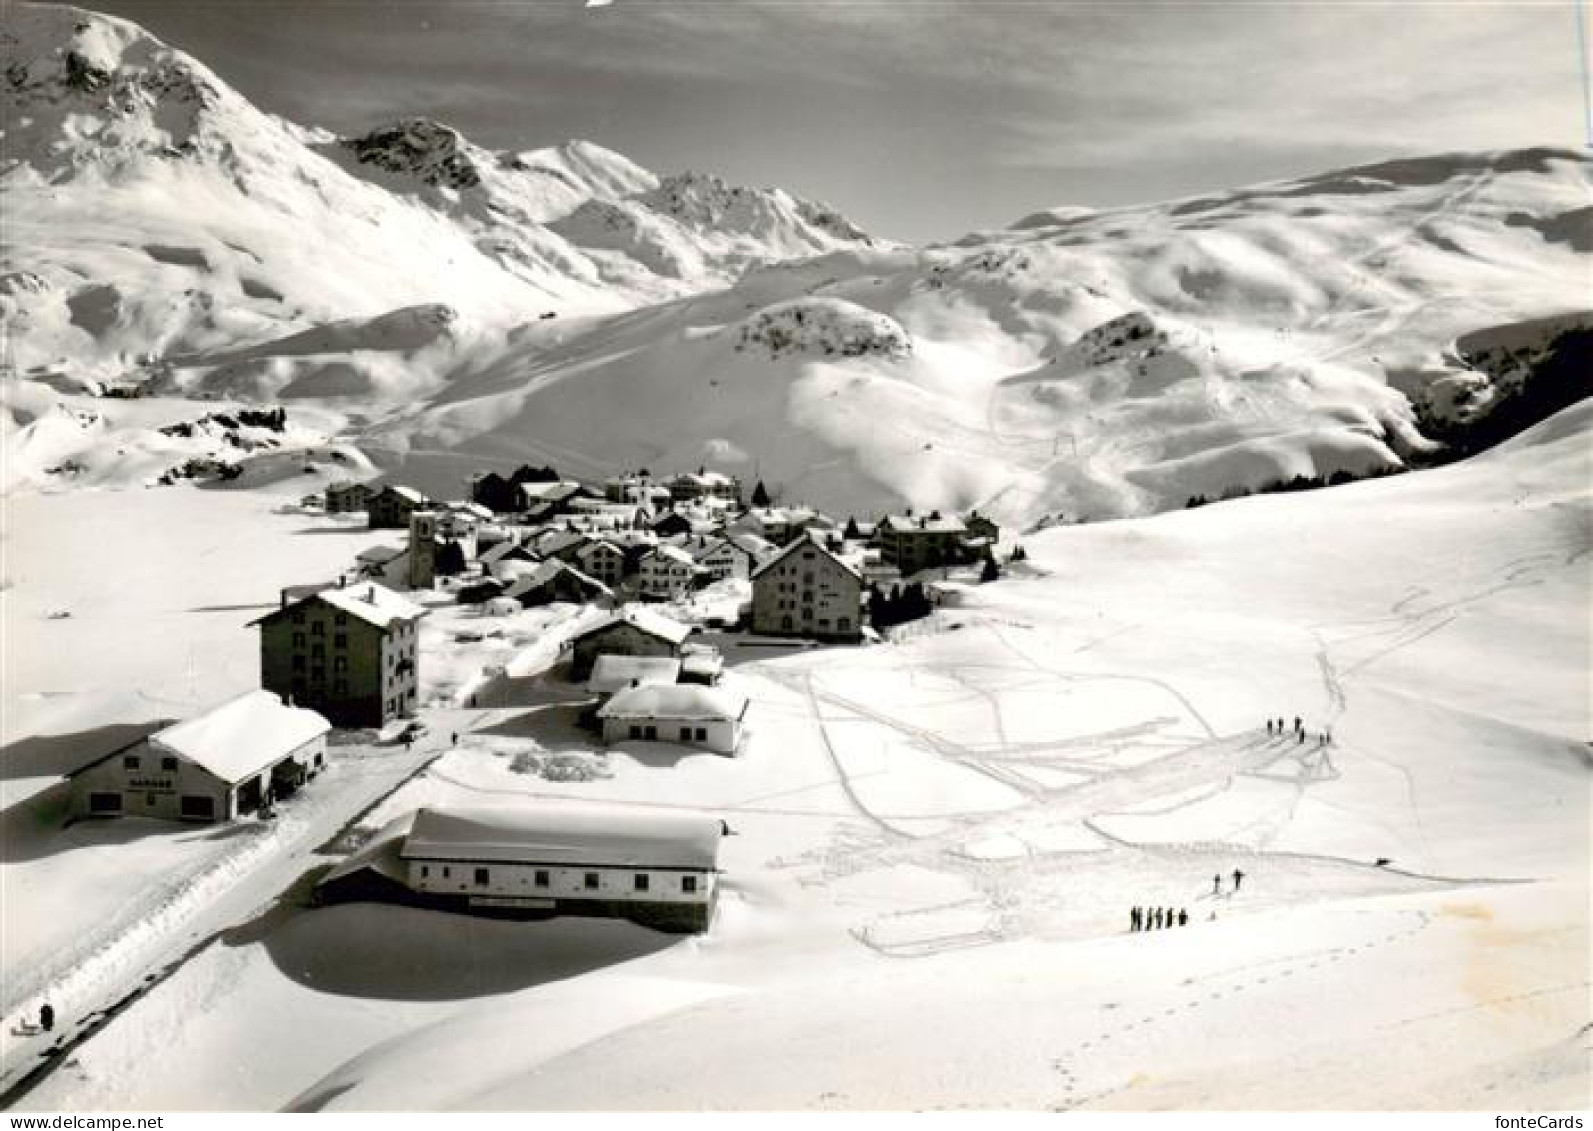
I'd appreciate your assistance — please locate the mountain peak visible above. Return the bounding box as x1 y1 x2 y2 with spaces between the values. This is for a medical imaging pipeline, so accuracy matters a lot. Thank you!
342 117 482 190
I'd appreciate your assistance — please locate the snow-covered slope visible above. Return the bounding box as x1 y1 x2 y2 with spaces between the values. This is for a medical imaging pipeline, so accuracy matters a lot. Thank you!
359 146 1587 521
12 401 1584 1112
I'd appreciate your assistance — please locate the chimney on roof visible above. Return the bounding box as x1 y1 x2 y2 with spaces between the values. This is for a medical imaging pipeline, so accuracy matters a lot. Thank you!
338 575 346 588
280 588 289 609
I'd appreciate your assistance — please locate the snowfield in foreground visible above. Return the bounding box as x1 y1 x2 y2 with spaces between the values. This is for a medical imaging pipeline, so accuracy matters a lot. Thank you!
4 402 1587 1111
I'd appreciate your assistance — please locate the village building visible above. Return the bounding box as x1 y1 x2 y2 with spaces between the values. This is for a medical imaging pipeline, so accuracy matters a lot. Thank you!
666 469 742 506
316 804 725 932
686 535 756 582
529 527 588 563
588 655 682 698
575 538 627 588
254 581 427 728
470 464 561 513
598 683 749 756
503 560 613 608
678 642 725 686
68 691 330 822
324 480 374 515
519 480 591 523
604 472 674 512
479 538 539 579
566 606 695 680
367 484 428 529
874 512 972 575
750 533 864 641
728 530 777 567
737 505 831 546
638 544 704 599
650 511 694 539
354 543 408 588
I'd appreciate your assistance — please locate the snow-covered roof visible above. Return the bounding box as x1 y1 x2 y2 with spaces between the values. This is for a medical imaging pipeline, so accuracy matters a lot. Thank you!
151 691 329 785
680 650 724 679
503 560 610 599
520 480 585 503
570 606 694 646
598 683 748 723
478 540 534 565
577 538 622 559
878 513 967 535
399 805 723 871
588 655 683 694
376 484 426 505
356 544 406 564
646 544 699 568
750 532 861 582
317 582 428 629
318 810 417 888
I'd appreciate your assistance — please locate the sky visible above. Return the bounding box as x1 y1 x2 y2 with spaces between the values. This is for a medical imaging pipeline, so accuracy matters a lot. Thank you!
84 0 1590 242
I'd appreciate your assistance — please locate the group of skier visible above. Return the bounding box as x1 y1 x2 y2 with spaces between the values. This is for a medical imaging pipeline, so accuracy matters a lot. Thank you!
1130 867 1252 933
1266 715 1331 747
1130 906 1187 931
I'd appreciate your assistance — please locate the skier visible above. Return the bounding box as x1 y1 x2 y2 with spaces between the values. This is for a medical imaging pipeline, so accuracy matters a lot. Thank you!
1298 729 1305 745
1266 719 1274 736
1213 873 1222 896
1130 906 1142 932
1293 715 1303 737
1163 907 1175 929
39 1003 53 1033
1232 868 1245 892
1178 909 1189 927
1151 907 1162 929
450 732 458 746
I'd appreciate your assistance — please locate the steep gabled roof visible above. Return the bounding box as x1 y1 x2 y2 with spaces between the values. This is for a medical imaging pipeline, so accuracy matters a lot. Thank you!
569 605 694 647
750 532 861 582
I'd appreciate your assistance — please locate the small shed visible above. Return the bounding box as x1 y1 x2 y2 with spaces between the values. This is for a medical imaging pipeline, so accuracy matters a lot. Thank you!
598 683 749 756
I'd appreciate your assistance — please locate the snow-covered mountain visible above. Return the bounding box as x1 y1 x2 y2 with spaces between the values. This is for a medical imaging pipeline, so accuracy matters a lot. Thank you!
0 4 874 393
2 3 1587 526
359 146 1588 522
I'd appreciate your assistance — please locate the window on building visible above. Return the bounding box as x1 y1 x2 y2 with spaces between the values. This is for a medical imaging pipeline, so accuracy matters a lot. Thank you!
474 867 490 885
334 679 348 695
629 725 642 739
291 610 304 624
334 656 348 672
292 655 306 672
335 612 347 626
334 634 347 649
682 875 699 894
292 632 306 648
534 870 549 888
634 873 650 892
312 642 325 659
695 727 707 741
584 872 600 890
644 725 657 740
311 621 324 636
123 754 140 770
421 865 429 878
161 756 178 772
680 726 692 741
838 617 851 631
442 867 451 879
